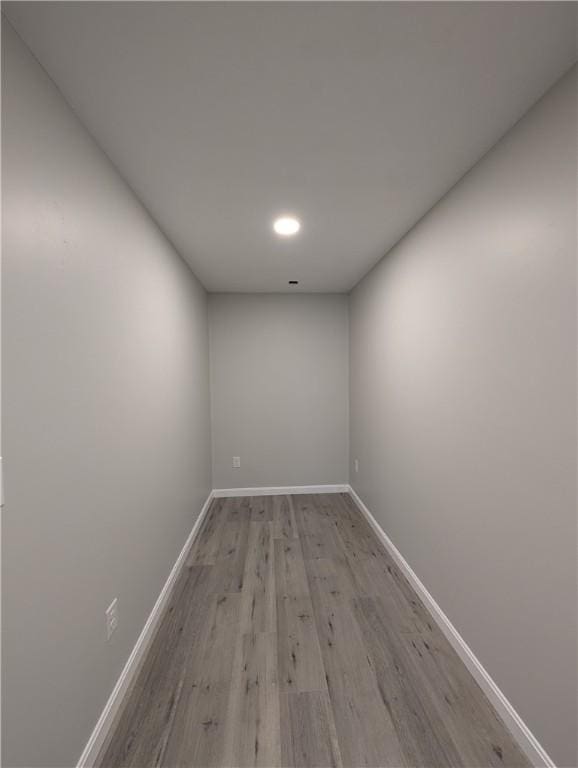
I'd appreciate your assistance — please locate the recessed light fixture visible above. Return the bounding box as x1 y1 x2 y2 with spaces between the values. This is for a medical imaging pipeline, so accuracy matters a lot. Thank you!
273 216 300 237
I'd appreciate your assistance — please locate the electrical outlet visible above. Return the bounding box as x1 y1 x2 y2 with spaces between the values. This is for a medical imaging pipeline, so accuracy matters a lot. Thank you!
105 598 118 640
232 456 241 468
354 459 359 473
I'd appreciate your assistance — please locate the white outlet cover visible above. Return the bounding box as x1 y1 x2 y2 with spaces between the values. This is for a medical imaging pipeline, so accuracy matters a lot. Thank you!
354 459 359 473
105 598 118 640
233 456 241 468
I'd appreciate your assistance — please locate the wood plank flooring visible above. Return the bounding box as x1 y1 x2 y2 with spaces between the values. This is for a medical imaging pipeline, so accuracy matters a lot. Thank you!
99 493 530 768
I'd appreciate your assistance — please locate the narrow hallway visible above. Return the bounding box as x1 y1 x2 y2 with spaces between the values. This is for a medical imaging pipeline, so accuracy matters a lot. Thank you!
100 494 529 768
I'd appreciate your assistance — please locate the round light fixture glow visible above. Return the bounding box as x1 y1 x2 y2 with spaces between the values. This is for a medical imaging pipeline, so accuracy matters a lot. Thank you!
273 216 301 236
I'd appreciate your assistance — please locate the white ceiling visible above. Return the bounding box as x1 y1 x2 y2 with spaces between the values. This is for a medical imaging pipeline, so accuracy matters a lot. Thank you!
5 2 577 292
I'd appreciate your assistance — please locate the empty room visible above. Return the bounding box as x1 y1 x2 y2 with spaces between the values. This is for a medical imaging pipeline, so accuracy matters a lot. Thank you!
2 2 577 767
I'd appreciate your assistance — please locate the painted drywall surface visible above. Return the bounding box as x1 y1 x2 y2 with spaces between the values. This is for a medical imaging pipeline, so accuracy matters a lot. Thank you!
210 294 349 488
350 66 577 767
2 22 211 767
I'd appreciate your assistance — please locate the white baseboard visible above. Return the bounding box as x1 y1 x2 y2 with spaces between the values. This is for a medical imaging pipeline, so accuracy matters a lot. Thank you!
76 491 214 768
347 485 556 768
213 484 348 498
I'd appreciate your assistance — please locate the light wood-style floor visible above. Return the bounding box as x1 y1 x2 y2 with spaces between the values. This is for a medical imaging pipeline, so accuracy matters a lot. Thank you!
99 493 530 767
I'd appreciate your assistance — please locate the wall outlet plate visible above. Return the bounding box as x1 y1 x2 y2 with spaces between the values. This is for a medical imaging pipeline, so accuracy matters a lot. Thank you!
105 598 118 640
232 456 241 468
354 459 359 473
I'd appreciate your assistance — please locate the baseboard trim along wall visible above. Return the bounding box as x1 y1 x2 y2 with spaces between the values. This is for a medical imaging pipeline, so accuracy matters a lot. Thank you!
212 484 349 497
76 491 215 768
347 485 556 768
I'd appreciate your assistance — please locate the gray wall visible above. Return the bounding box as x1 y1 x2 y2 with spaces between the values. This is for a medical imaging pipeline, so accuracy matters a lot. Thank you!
210 294 348 489
2 22 212 767
350 66 577 768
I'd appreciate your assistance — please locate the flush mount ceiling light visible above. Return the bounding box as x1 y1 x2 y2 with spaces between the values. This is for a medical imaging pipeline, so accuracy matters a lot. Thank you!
273 216 301 236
